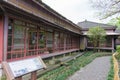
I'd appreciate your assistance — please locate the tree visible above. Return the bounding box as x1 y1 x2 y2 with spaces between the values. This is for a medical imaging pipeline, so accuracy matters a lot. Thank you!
90 0 120 19
87 26 106 51
108 17 120 27
108 17 120 46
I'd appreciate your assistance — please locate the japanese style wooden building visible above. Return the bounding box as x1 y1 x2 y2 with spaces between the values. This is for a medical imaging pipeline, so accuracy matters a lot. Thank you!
0 0 82 73
78 20 120 52
1 0 120 78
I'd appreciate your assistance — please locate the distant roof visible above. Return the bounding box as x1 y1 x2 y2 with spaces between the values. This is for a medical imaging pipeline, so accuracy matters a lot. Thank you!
115 28 120 33
77 20 116 30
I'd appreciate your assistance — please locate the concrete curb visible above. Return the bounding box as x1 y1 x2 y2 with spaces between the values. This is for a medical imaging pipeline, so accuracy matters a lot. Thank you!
113 53 119 80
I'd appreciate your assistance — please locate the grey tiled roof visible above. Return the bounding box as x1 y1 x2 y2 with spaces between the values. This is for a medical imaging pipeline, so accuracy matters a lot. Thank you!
77 20 116 30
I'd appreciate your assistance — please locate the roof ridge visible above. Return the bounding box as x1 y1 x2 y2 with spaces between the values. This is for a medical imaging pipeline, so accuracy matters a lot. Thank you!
78 20 114 27
77 20 117 30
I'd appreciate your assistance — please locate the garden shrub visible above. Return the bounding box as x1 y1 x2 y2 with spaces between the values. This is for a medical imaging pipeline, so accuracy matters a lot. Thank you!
115 45 120 60
117 45 120 53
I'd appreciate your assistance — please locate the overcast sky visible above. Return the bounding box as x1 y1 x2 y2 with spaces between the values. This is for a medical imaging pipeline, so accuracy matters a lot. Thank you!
42 0 110 24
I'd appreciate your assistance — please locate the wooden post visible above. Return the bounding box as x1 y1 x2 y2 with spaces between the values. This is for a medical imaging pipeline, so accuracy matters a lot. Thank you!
2 62 14 80
112 37 114 53
69 52 72 56
52 56 55 60
64 34 66 50
52 30 55 52
37 27 39 55
63 54 65 57
16 77 22 80
85 37 87 49
31 71 37 80
3 14 8 61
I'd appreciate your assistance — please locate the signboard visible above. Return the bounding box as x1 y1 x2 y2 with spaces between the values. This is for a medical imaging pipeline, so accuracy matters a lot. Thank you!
2 56 46 79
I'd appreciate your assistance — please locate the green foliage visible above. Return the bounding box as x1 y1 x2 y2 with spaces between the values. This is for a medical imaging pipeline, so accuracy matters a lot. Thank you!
107 58 114 80
87 26 106 51
108 17 120 27
90 0 120 19
117 45 120 53
115 45 120 60
1 76 6 80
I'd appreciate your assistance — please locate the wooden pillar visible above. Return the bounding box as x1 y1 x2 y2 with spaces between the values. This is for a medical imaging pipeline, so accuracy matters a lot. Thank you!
31 71 37 80
3 14 8 61
36 27 39 55
52 30 55 52
0 15 4 63
45 30 47 52
16 77 22 80
24 26 27 57
64 34 66 50
84 37 87 49
78 36 80 49
112 36 114 53
0 15 3 77
63 53 65 57
58 32 60 51
52 56 55 60
114 37 117 50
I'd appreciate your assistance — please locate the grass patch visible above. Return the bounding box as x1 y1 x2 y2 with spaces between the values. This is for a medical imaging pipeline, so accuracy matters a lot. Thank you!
107 57 114 80
0 75 6 80
37 51 112 80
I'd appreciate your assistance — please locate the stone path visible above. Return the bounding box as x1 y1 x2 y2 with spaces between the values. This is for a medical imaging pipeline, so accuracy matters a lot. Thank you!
67 56 111 80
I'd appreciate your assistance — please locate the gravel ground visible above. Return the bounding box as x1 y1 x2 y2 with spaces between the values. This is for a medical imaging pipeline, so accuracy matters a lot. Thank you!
67 56 111 80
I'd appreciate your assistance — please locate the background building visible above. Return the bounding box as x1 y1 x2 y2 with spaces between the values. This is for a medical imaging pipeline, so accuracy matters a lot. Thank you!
78 20 120 52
